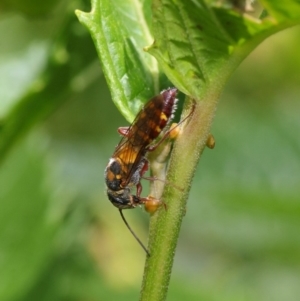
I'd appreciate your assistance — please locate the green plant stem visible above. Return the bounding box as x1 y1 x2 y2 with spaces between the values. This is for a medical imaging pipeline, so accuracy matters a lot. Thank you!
138 35 266 300
138 20 298 297
139 86 221 301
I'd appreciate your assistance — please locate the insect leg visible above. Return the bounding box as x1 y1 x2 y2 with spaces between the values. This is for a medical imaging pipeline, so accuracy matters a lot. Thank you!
117 127 130 136
135 158 149 197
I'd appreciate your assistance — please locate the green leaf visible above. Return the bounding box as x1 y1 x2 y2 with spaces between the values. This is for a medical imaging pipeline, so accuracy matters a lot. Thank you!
0 12 98 162
260 0 300 21
0 139 58 301
146 0 300 99
76 0 161 122
138 1 300 301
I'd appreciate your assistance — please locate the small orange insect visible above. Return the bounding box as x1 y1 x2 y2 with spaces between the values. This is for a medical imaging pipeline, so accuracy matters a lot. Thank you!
105 88 194 255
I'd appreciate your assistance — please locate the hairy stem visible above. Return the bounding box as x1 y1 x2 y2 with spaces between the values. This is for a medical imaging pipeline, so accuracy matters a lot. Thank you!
139 86 220 301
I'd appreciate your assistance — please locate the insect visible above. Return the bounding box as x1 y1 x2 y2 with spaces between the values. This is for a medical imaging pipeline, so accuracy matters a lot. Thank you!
104 88 194 255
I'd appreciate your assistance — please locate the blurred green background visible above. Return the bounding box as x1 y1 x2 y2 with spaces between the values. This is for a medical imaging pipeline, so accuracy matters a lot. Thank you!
0 1 299 301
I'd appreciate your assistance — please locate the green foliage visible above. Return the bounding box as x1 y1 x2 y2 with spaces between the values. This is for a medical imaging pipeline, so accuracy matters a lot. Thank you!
76 1 300 300
76 0 160 122
0 143 58 300
0 0 60 16
0 3 97 162
0 1 300 301
148 0 300 98
77 1 299 300
77 0 300 112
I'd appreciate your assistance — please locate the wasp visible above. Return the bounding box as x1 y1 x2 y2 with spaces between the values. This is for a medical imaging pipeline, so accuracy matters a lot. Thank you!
104 88 194 255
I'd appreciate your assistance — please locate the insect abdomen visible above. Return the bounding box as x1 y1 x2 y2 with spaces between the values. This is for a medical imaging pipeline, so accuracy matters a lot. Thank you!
130 88 178 147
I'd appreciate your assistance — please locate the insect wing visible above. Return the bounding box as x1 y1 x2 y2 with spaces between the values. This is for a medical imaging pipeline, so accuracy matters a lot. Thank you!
111 115 150 187
112 88 178 187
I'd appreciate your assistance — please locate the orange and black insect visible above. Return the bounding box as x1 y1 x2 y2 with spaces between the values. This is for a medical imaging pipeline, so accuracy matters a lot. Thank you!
104 88 193 255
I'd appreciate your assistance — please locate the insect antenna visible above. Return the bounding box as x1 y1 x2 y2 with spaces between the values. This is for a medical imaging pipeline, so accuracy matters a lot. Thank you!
119 209 150 257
